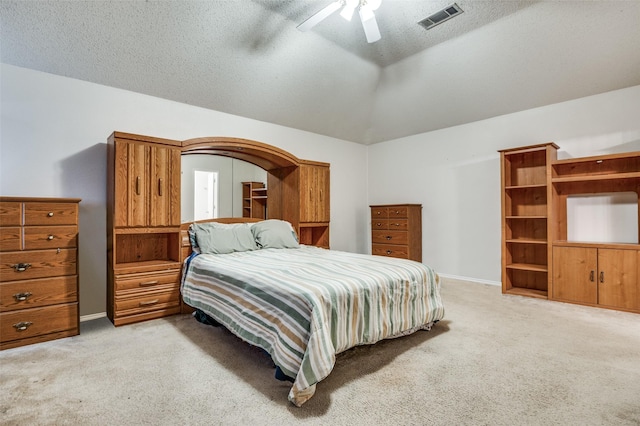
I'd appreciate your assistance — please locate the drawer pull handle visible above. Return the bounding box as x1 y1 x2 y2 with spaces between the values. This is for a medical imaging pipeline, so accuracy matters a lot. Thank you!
13 321 33 331
47 212 54 217
139 299 159 307
376 222 382 226
13 263 32 272
140 280 159 287
376 211 381 215
47 235 55 240
13 292 33 302
393 223 400 227
386 250 392 255
385 236 392 240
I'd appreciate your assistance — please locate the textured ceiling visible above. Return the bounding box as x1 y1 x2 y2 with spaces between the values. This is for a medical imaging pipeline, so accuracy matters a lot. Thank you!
1 1 640 145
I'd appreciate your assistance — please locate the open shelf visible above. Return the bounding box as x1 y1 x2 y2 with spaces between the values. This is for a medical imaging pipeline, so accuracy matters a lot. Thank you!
500 143 556 299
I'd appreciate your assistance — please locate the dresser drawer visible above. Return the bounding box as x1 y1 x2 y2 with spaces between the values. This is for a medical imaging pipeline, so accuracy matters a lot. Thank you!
115 270 181 293
371 219 388 230
371 207 388 218
0 249 77 281
24 203 78 226
0 202 22 226
0 227 22 252
114 288 181 317
24 226 78 250
0 302 78 344
386 219 408 231
372 244 409 259
1 276 77 312
388 206 408 218
372 230 408 245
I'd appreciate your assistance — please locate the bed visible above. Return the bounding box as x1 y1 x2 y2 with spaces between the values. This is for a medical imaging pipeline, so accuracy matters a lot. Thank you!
180 218 445 406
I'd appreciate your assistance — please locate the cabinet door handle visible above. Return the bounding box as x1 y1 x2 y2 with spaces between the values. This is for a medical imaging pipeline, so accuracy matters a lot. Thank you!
589 271 594 282
139 280 159 287
13 292 33 301
13 263 32 272
13 321 33 331
600 271 604 283
136 176 141 195
158 178 163 196
139 299 159 307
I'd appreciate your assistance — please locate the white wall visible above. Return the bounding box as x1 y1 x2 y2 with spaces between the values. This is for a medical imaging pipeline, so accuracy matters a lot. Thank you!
367 85 640 283
0 64 369 317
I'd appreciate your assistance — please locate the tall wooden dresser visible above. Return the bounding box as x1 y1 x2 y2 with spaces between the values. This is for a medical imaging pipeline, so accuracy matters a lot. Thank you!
0 197 80 350
370 204 422 262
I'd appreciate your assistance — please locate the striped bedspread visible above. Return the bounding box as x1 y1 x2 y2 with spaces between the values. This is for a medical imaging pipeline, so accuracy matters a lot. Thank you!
181 245 445 406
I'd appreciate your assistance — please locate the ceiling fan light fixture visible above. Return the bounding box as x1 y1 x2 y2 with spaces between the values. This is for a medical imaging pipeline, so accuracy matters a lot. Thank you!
297 1 342 32
340 0 359 21
359 4 375 22
367 0 382 11
359 6 381 43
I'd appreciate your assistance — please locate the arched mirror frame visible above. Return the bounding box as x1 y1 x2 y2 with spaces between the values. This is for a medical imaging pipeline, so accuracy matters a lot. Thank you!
181 136 330 248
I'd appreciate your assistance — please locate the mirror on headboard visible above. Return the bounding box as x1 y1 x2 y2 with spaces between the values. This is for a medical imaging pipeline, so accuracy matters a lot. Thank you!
181 154 267 223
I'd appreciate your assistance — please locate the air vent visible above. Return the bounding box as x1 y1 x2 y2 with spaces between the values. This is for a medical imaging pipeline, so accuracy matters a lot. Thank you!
418 3 463 30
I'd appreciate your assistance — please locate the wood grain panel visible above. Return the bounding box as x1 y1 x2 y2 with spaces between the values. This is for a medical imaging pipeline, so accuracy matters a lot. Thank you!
0 276 77 312
0 249 76 281
598 248 637 310
0 303 78 344
0 202 22 226
552 246 597 304
23 226 77 250
24 203 77 226
0 227 22 252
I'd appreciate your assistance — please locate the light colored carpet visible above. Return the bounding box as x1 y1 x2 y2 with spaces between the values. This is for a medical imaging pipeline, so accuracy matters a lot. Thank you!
1 278 639 425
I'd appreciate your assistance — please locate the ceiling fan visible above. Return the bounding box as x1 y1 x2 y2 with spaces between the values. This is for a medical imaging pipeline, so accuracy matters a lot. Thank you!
297 0 382 43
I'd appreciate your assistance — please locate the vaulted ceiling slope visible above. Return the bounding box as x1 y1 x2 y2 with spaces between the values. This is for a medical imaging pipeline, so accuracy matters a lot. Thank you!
1 1 639 145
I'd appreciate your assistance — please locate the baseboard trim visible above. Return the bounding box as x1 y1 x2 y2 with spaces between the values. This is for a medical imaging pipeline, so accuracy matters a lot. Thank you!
80 312 107 322
438 273 501 287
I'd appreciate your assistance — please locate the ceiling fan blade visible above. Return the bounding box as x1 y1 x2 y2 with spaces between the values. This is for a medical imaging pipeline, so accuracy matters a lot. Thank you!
297 1 342 32
359 6 381 43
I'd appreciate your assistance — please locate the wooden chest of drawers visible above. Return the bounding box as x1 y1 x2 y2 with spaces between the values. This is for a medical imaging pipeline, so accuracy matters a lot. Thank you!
370 204 422 262
0 197 80 350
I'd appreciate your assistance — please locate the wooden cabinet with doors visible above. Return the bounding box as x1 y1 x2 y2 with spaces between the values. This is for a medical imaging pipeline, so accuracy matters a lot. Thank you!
499 143 558 299
112 137 181 228
553 244 638 312
107 132 182 326
0 197 80 350
276 161 330 248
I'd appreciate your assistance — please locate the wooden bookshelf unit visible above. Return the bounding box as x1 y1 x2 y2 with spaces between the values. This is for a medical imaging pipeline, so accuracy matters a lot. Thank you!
500 143 640 314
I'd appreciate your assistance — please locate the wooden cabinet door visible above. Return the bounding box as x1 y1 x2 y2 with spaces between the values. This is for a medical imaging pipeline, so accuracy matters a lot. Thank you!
597 248 638 310
149 145 180 226
128 142 149 227
552 246 597 304
114 140 148 227
299 164 329 223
